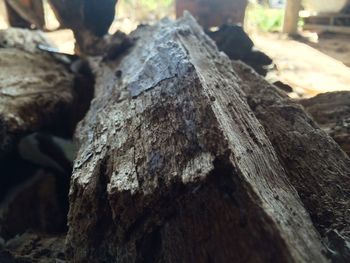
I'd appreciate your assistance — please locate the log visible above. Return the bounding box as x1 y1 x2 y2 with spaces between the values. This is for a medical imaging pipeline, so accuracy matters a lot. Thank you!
0 170 66 240
232 61 350 261
0 28 92 202
0 28 73 138
67 13 327 262
300 91 350 156
0 28 92 150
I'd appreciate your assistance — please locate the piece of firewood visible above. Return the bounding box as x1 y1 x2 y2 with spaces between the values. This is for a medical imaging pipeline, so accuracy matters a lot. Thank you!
300 91 350 156
0 28 91 154
67 13 326 262
233 61 350 262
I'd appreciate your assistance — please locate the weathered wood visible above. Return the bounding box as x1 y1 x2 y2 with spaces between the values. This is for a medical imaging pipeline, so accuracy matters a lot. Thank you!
300 91 350 156
1 232 66 263
232 61 350 261
67 13 326 262
0 28 91 147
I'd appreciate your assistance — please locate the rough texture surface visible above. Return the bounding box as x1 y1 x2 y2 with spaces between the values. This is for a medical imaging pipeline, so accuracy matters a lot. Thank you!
67 14 326 262
0 28 91 263
232 61 350 260
0 28 92 159
0 28 75 140
300 91 350 156
0 232 66 263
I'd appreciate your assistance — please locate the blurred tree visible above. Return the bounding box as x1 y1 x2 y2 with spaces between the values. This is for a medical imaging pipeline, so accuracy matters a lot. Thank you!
176 0 248 28
48 0 118 54
4 0 45 29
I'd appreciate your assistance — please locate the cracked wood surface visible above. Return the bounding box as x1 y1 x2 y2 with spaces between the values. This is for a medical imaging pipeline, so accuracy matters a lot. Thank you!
0 28 94 154
0 28 78 158
233 61 350 258
68 14 327 262
300 91 350 156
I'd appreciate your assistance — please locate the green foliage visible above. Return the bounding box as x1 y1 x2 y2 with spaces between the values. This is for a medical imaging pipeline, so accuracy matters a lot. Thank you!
139 0 173 11
246 3 285 32
120 0 174 20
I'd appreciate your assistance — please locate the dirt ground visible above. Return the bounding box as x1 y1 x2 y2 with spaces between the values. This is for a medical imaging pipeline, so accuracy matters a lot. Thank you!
251 32 350 98
311 33 350 67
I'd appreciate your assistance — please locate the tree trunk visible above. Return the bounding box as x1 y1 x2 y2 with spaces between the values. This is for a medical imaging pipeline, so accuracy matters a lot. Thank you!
232 61 350 261
5 0 45 29
67 13 327 263
283 0 301 35
0 28 93 140
0 28 76 154
176 0 248 28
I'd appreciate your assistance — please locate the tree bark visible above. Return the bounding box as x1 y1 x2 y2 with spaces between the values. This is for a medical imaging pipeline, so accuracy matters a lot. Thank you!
67 14 327 263
232 61 350 261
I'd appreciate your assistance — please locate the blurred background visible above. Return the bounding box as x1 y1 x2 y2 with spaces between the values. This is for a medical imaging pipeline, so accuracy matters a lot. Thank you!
0 0 350 98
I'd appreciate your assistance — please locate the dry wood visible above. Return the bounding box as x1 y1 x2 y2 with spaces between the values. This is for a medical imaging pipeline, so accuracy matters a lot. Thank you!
300 91 350 156
0 28 92 156
67 14 326 262
233 61 350 260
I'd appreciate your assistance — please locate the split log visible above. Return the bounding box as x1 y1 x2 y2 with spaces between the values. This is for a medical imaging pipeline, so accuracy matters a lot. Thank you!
0 28 92 156
0 28 92 204
0 28 73 138
300 91 350 156
67 14 327 262
232 61 350 260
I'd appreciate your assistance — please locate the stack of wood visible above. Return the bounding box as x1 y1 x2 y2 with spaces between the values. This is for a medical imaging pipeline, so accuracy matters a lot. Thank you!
0 8 349 263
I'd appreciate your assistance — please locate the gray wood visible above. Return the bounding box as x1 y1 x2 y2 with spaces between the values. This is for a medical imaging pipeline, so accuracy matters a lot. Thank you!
0 28 77 153
233 61 350 259
67 13 326 263
301 91 350 156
